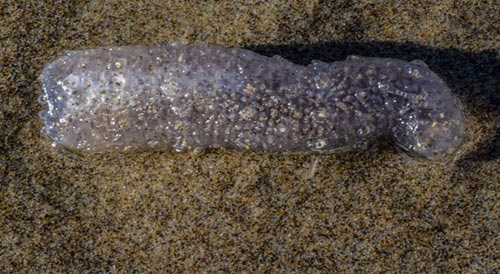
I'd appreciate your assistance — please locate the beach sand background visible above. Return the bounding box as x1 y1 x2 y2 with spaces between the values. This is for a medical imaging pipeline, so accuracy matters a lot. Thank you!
1 1 499 272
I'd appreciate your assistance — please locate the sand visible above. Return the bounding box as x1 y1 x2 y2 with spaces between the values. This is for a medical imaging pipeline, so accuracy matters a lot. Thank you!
1 1 499 272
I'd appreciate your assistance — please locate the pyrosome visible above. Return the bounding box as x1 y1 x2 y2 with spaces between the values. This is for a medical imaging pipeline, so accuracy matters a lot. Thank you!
38 44 464 159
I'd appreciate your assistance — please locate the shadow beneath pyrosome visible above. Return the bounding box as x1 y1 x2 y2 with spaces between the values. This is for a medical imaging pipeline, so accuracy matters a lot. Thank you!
246 41 500 162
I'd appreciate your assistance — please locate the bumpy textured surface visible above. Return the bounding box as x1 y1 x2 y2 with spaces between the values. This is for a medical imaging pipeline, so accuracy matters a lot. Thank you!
3 1 500 273
40 45 463 158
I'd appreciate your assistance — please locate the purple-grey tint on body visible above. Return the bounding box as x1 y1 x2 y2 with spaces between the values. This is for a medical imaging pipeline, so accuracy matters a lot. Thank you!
39 45 464 159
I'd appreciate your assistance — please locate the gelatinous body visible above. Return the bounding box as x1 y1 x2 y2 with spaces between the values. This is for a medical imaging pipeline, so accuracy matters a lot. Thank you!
39 45 464 159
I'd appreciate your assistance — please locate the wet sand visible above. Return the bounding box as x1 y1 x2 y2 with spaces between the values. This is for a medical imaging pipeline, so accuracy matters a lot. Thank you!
1 1 499 272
